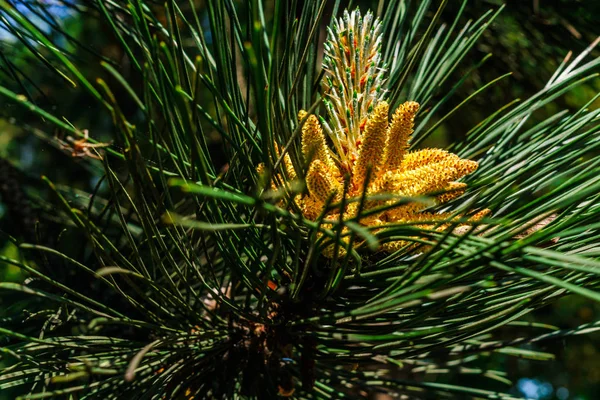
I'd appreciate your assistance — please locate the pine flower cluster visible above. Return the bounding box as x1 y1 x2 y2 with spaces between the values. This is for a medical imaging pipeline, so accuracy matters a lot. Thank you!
263 9 486 256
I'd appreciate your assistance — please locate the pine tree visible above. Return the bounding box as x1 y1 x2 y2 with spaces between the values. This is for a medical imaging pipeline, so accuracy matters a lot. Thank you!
1 1 600 399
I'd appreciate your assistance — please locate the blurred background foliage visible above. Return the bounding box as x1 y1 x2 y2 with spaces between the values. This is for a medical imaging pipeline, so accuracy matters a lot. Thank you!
0 0 599 399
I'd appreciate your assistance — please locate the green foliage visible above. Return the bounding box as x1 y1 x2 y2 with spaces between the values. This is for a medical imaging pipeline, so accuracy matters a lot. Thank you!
1 0 600 399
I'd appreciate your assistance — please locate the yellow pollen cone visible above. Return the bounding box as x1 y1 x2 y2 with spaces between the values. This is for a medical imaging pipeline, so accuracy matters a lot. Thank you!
306 159 342 203
436 182 467 204
384 101 420 171
400 148 458 172
274 144 297 181
352 101 389 191
301 114 339 177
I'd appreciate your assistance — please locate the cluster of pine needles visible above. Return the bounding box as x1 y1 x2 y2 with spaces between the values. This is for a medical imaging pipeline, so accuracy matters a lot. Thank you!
1 0 600 399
